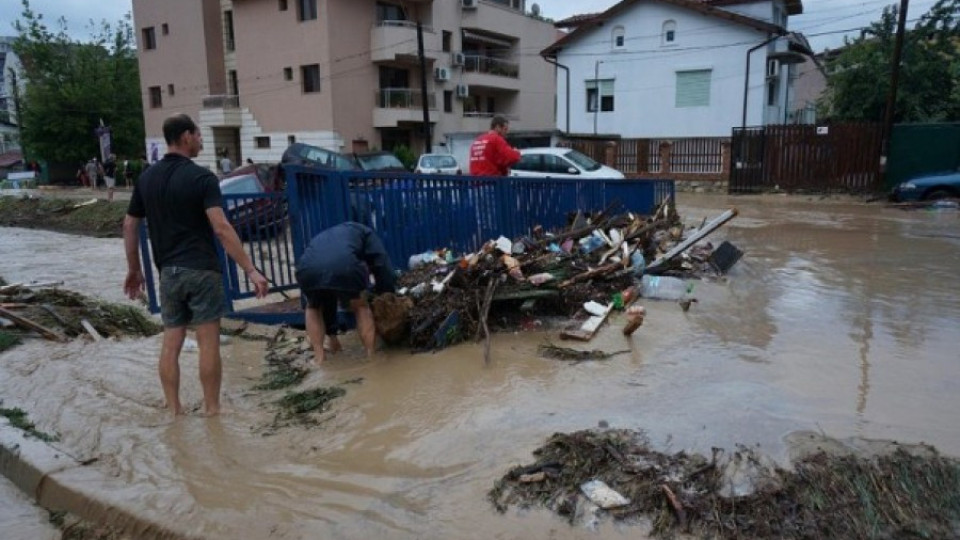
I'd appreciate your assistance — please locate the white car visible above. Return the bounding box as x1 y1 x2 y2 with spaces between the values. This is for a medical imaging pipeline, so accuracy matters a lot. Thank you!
415 153 461 175
510 147 625 179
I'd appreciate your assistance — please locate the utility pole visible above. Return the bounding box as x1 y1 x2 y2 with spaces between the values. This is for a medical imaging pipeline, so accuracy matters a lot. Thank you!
593 60 601 135
417 18 432 153
881 0 909 169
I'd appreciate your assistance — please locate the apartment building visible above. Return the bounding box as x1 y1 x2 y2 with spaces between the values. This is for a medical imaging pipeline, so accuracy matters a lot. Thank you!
132 0 557 170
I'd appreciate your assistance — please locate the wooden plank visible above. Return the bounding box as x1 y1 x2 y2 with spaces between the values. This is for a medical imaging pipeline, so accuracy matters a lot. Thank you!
647 208 739 272
80 319 103 342
560 303 613 342
0 307 67 342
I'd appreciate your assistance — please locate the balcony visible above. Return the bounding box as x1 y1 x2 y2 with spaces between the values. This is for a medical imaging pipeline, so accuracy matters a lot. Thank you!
370 21 440 64
201 94 241 126
460 1 525 39
462 55 521 91
373 88 437 128
460 111 517 132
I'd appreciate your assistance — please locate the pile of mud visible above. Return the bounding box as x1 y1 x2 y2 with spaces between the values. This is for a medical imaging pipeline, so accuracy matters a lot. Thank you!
0 196 126 237
0 281 160 346
490 429 960 539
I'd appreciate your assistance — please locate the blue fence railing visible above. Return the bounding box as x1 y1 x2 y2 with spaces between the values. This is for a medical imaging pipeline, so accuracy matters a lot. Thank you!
139 170 674 322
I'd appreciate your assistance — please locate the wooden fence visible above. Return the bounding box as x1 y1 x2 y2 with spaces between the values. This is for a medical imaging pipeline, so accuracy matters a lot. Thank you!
730 123 884 193
561 137 729 181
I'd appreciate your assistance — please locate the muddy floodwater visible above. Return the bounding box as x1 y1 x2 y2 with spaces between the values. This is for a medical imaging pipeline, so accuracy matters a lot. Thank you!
1 194 959 539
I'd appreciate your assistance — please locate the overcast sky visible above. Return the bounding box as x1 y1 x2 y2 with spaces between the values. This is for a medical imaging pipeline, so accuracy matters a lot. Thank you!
0 0 942 52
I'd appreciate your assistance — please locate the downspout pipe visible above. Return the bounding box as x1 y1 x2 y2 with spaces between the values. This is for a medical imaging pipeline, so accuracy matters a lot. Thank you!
741 34 781 131
542 54 570 135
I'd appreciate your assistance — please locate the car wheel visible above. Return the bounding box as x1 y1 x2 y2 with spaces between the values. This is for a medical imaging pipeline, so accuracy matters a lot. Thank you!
924 189 956 201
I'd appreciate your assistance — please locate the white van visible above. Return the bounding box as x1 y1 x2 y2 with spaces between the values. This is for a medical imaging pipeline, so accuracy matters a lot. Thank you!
509 147 625 179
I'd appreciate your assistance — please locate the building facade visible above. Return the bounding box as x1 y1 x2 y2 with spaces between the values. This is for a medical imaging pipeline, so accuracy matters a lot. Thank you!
132 0 557 170
542 0 811 138
0 36 23 152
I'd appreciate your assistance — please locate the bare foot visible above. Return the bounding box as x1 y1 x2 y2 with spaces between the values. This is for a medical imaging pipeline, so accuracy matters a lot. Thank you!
325 337 342 354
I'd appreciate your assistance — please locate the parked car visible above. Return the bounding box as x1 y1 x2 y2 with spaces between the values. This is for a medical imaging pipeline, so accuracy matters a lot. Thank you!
220 171 287 239
509 148 625 179
415 153 462 175
281 142 358 172
889 169 960 202
349 151 408 172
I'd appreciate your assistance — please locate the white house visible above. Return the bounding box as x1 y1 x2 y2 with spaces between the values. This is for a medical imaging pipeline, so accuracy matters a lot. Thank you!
541 0 812 138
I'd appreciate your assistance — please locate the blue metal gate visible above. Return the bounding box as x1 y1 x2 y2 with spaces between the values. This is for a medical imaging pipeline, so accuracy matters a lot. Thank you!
140 170 674 325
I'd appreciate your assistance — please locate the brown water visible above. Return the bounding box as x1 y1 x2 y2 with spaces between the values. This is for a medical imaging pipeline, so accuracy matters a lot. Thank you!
1 194 959 539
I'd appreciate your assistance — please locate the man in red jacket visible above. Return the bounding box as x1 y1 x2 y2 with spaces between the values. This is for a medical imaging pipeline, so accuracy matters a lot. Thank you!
469 115 521 176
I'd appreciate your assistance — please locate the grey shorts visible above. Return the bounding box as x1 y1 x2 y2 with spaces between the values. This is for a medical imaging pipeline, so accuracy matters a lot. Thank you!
159 266 226 327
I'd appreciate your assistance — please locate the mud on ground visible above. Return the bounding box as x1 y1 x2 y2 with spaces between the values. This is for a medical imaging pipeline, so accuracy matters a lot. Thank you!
490 429 960 539
0 196 126 238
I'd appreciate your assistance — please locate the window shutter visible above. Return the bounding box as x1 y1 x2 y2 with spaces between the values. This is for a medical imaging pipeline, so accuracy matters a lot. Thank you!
675 70 711 107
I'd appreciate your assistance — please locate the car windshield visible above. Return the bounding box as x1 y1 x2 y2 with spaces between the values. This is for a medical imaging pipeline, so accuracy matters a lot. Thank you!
302 147 355 171
563 150 602 172
421 155 457 169
220 174 262 194
358 153 405 171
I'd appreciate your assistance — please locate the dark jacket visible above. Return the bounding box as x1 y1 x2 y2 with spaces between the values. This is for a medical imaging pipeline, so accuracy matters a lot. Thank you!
296 222 397 294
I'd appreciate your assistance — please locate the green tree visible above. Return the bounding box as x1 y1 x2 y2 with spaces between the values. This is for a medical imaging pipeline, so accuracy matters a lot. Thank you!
820 0 960 123
12 0 144 164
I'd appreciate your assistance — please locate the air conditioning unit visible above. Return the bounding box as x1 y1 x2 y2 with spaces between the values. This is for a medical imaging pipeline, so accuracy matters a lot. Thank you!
452 52 466 67
766 58 780 78
434 67 450 82
461 0 477 9
455 84 469 98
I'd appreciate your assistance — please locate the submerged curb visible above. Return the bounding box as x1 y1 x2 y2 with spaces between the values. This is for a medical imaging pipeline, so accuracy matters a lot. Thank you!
0 422 198 540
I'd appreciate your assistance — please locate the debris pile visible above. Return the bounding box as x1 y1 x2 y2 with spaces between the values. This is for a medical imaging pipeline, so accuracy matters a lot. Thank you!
253 329 356 433
0 279 161 347
0 196 126 237
489 429 960 539
378 202 740 351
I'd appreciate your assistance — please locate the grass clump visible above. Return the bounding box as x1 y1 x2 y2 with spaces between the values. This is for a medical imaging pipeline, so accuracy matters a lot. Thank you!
0 330 22 352
0 400 59 442
277 386 346 416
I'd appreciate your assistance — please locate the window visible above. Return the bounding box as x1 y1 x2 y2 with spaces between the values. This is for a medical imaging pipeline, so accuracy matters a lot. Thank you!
288 135 297 145
279 0 288 11
586 79 614 112
376 2 406 22
767 79 778 106
229 70 238 96
149 86 162 108
224 10 235 51
161 23 169 35
167 83 175 96
141 27 156 50
612 26 625 49
675 69 712 107
662 20 677 46
255 136 271 149
298 0 317 21
544 155 573 174
442 31 452 52
512 154 541 172
283 67 293 81
444 90 453 113
301 64 321 93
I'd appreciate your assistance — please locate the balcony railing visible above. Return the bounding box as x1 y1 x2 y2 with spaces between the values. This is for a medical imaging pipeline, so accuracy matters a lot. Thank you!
463 54 519 78
463 111 516 120
202 94 239 109
375 88 436 109
374 19 433 32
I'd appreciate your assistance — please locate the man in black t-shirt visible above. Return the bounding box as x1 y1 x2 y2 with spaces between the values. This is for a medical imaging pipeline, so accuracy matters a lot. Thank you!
122 113 268 417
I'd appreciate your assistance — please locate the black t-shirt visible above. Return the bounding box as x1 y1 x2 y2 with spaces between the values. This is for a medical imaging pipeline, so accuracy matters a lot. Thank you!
296 222 397 294
103 159 116 177
127 153 223 272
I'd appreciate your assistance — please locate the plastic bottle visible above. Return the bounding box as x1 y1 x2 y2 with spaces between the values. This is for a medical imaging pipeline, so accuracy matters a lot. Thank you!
640 275 691 300
408 251 439 270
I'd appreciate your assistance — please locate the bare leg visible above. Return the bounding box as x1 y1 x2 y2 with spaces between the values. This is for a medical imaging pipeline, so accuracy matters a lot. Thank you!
159 326 187 415
305 306 327 365
195 320 223 416
325 335 342 354
351 298 376 358
107 187 115 202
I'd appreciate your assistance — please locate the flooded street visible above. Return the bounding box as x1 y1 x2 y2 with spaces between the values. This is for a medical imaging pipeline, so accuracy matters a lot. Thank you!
1 193 959 539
